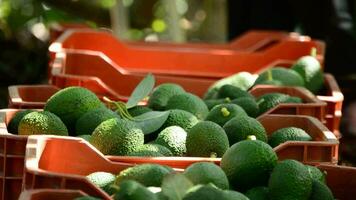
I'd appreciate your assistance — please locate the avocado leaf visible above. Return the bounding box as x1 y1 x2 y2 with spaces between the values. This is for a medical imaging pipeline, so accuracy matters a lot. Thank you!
126 73 155 109
134 111 169 134
161 174 194 200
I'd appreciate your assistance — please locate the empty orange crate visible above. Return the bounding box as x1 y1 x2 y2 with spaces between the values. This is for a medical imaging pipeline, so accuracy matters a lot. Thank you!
49 23 91 43
48 29 324 84
50 27 324 55
19 189 87 200
49 29 324 79
250 86 327 123
51 27 298 50
125 31 322 59
8 85 60 109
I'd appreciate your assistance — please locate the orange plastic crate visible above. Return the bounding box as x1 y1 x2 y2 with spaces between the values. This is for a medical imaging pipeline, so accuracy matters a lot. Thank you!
0 109 29 200
49 23 91 43
317 74 343 138
0 109 131 200
48 51 323 99
0 134 27 200
21 113 338 199
250 86 327 123
48 28 324 83
317 164 356 200
7 84 128 109
49 50 228 98
8 85 60 109
23 135 141 200
20 165 356 200
257 115 338 164
255 61 344 137
109 114 338 165
46 48 341 132
125 31 321 59
19 189 87 200
0 109 338 199
50 27 294 50
47 48 339 121
1 108 338 166
8 74 342 138
49 26 324 55
0 109 124 200
18 165 355 200
17 113 337 198
49 29 324 79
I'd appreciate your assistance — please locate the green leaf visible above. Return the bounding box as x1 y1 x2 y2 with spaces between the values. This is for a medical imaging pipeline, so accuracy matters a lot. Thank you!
161 174 194 200
134 111 169 134
126 73 155 109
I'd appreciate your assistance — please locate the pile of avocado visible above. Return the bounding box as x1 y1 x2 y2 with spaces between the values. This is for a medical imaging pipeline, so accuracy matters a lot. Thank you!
14 88 311 158
205 51 324 117
81 139 333 200
8 69 315 158
253 50 324 94
4 52 331 199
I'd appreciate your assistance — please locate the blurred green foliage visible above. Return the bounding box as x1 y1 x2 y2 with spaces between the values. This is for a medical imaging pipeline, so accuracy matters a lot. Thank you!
123 0 226 42
0 0 92 108
0 0 226 108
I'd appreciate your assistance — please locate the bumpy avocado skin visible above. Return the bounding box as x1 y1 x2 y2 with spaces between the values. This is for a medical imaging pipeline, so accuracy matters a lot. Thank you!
148 83 185 111
155 126 187 156
115 164 174 187
268 160 313 200
186 121 229 157
44 87 103 133
90 118 144 155
18 111 68 136
254 67 304 87
75 107 120 136
7 109 34 134
166 93 209 120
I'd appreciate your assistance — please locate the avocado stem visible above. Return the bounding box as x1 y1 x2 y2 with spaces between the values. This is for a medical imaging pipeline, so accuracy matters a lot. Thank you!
246 135 257 140
109 184 120 193
103 96 114 103
267 69 273 81
310 47 317 57
221 107 230 117
113 101 134 120
210 152 218 158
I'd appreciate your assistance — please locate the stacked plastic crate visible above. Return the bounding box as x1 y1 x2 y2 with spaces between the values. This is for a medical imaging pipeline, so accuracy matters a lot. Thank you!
1 28 351 200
